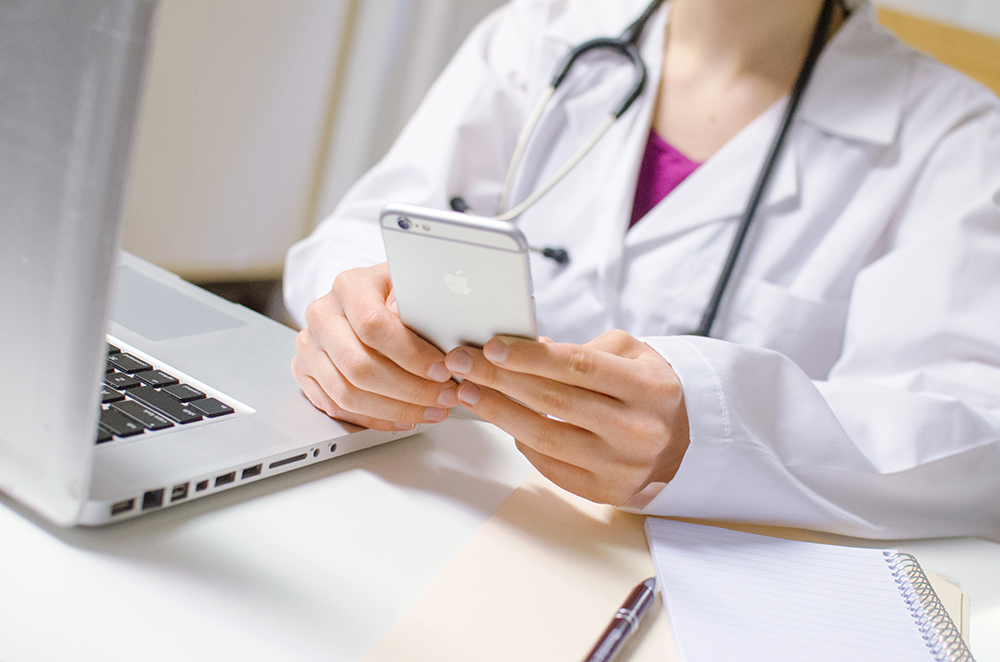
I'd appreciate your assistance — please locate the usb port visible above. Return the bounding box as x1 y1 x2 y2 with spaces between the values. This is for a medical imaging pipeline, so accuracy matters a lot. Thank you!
142 488 165 510
215 471 236 487
111 499 135 516
171 483 189 502
241 464 262 480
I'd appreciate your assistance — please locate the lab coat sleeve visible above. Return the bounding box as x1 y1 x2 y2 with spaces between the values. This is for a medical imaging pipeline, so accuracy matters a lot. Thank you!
635 113 1000 541
283 1 548 327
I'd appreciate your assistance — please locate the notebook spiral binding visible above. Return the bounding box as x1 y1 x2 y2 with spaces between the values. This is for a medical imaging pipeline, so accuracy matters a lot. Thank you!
884 551 976 662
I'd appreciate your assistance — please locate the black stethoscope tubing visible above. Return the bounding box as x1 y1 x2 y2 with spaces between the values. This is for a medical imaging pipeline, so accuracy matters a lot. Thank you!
694 0 838 336
452 0 840 338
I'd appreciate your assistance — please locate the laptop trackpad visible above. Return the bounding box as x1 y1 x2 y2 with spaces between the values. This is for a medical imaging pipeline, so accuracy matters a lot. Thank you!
112 266 246 341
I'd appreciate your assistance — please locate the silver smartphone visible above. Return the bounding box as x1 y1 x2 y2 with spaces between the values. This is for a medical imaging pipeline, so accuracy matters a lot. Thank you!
379 203 537 353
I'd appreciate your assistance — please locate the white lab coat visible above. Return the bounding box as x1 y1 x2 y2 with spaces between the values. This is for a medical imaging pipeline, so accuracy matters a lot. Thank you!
285 0 1000 540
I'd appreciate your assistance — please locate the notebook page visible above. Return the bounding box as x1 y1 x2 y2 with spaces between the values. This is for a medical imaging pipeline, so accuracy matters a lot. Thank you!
645 519 933 662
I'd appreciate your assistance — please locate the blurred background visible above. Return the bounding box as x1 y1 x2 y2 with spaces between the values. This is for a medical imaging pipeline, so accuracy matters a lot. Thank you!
120 0 1000 327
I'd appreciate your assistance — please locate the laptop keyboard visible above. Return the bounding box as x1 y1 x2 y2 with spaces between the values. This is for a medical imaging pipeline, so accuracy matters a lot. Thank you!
97 343 235 443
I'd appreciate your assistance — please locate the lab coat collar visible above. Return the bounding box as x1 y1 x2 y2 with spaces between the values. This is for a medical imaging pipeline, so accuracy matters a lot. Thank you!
543 0 659 47
625 1 911 245
625 100 800 246
794 2 912 146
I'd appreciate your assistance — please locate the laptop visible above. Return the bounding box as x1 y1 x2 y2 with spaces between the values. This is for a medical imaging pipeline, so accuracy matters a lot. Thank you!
0 0 422 526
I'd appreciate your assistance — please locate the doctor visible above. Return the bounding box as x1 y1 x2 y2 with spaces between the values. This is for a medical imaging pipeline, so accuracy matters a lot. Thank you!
285 0 1000 540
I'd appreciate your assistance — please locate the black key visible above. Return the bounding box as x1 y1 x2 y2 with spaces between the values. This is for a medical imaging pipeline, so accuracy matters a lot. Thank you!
107 352 152 374
99 408 145 437
129 386 203 424
135 370 179 388
111 400 175 431
161 383 205 402
107 343 121 355
188 397 235 418
105 371 143 390
96 427 113 444
101 386 126 404
106 362 116 374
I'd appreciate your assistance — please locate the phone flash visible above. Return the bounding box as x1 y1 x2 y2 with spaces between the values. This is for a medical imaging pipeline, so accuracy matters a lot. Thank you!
422 224 431 231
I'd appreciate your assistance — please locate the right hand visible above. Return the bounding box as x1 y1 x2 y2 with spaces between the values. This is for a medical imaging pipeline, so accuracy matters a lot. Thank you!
291 262 458 431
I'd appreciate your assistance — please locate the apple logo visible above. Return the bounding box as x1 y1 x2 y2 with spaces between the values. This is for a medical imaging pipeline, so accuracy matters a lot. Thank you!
443 270 471 295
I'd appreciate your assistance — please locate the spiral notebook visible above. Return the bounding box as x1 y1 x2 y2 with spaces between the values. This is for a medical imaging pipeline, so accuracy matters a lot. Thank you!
645 518 974 662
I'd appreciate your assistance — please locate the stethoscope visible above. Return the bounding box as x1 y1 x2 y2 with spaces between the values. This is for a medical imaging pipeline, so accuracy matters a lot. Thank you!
451 0 841 337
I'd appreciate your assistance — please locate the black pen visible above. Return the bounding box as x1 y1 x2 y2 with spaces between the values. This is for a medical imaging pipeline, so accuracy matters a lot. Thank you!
583 576 658 662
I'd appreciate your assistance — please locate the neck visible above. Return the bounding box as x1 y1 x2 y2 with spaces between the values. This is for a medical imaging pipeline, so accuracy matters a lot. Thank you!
666 0 836 83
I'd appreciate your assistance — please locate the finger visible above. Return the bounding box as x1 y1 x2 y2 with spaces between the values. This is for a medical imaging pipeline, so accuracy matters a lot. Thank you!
294 327 454 424
330 264 451 382
454 348 626 435
321 314 458 407
447 346 626 435
456 380 614 470
311 357 450 426
482 331 669 401
481 335 634 393
296 372 415 432
386 287 399 316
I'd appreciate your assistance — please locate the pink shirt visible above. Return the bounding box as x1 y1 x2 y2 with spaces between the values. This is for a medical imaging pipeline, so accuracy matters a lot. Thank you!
630 129 701 227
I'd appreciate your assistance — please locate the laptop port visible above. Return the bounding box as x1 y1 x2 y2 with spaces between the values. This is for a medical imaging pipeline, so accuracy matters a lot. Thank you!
142 488 164 510
269 453 307 469
171 483 189 502
111 499 135 516
241 464 262 480
215 471 236 487
195 479 209 492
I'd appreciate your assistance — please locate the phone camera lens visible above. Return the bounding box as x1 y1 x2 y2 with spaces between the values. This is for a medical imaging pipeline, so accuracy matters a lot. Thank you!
397 218 411 230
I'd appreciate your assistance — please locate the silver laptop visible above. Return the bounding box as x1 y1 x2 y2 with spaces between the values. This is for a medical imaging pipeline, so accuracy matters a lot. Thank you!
0 0 421 526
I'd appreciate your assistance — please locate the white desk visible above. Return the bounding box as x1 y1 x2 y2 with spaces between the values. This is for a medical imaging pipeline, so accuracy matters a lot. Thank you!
1 419 998 661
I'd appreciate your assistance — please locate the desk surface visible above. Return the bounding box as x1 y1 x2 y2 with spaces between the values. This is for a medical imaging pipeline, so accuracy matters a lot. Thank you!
1 419 998 662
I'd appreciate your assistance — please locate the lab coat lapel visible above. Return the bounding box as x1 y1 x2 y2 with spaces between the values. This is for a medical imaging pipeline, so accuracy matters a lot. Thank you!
626 100 800 248
628 1 907 249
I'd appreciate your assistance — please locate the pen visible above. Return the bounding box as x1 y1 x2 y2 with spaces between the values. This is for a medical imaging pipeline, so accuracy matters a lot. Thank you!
582 576 658 662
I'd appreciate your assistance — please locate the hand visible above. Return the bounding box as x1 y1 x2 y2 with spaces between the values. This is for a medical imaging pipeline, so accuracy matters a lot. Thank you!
444 330 690 506
291 262 459 431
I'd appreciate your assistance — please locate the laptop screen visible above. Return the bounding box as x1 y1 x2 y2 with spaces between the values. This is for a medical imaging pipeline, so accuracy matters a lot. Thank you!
0 0 157 525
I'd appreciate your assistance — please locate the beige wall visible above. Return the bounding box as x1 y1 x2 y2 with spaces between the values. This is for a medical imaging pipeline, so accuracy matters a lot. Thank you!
123 0 350 280
122 0 504 282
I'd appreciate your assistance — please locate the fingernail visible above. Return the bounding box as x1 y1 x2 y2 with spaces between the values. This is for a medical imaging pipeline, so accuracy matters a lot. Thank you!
424 407 447 422
427 361 451 382
437 386 459 407
395 422 414 431
458 382 481 406
445 349 473 375
484 338 509 364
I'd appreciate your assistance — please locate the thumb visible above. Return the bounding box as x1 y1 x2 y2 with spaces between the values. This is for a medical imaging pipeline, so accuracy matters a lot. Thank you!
386 288 400 316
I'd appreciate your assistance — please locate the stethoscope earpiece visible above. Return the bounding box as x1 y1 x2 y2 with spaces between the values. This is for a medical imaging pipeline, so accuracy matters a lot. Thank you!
537 247 570 265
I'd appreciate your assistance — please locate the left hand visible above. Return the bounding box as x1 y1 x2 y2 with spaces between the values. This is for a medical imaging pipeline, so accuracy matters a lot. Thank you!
444 330 690 506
